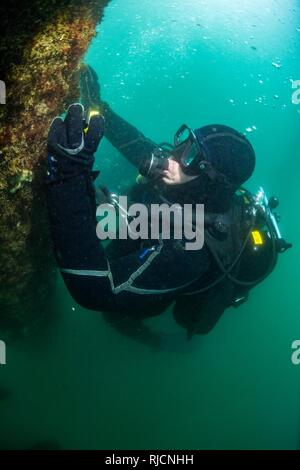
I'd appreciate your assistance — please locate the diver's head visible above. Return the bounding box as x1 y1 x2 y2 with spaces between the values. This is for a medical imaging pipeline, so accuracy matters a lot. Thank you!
172 123 256 188
138 142 199 186
139 124 255 190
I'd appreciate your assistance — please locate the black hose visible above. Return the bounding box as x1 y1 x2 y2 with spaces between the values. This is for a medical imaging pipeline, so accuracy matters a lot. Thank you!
209 219 278 288
183 211 278 295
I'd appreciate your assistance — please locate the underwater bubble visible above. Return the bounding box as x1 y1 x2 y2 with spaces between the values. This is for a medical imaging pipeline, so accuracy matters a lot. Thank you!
229 99 235 104
246 127 253 133
72 307 75 311
274 94 279 99
259 80 264 84
272 62 282 69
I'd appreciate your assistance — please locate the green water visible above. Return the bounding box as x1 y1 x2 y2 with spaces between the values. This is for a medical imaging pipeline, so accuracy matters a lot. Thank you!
1 0 300 450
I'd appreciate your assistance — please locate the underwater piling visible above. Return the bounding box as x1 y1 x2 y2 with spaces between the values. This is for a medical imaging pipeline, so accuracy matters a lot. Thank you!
0 0 109 339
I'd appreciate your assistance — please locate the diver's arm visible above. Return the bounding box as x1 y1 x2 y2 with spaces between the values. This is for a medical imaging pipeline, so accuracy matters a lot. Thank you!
79 64 157 168
47 173 210 312
47 174 115 311
46 104 211 313
102 103 157 168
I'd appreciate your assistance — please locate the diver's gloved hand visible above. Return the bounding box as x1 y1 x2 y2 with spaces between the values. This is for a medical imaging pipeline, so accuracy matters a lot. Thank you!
79 64 102 113
47 103 104 183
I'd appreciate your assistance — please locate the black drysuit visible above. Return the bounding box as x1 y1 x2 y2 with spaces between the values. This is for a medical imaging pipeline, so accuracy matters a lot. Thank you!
47 105 242 343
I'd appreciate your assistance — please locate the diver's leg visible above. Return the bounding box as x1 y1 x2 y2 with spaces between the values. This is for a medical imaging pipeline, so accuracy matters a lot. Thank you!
173 281 234 336
102 309 164 350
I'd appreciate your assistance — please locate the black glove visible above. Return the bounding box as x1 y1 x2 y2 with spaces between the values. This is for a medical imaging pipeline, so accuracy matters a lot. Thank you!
47 103 104 183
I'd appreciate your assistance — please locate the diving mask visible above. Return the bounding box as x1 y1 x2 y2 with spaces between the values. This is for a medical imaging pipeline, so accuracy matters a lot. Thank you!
138 146 170 179
138 125 207 180
173 124 206 175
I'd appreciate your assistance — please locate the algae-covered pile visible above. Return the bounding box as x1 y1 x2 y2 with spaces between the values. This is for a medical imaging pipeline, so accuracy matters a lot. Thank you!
0 0 108 338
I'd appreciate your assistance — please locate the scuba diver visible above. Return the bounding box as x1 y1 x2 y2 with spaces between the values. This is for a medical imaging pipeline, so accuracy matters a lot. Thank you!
46 64 292 348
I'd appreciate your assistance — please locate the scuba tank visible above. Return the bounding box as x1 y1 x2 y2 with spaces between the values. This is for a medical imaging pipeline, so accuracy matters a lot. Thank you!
173 186 292 337
229 187 292 307
183 186 292 305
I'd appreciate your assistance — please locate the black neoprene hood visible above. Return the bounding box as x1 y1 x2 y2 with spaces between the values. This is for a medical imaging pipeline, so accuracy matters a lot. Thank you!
194 124 256 187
